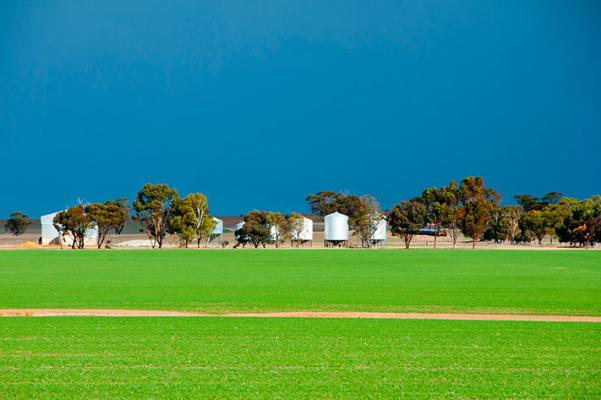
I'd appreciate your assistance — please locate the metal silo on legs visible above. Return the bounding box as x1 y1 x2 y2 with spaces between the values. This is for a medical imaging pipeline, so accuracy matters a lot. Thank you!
324 212 349 247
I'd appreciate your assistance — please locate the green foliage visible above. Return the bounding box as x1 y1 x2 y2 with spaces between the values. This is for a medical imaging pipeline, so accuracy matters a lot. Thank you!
519 210 550 245
420 187 454 248
53 205 94 249
388 200 427 248
132 183 178 248
503 205 523 243
349 195 384 248
86 199 130 248
305 191 348 216
167 198 197 247
3 211 31 236
287 211 305 246
306 192 384 247
1 317 599 399
239 210 273 248
514 192 563 212
167 193 214 248
305 192 366 223
555 196 601 247
441 180 463 247
267 212 291 248
459 176 496 248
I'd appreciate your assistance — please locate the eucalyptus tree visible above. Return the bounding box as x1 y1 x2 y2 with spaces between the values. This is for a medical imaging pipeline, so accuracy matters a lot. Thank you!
53 204 94 249
4 211 31 235
87 199 130 248
388 199 427 249
132 183 178 248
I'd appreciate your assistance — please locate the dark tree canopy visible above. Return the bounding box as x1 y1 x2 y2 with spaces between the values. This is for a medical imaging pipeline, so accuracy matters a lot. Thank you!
86 200 130 249
514 192 563 212
4 211 31 236
132 183 179 248
53 205 93 249
239 210 272 248
459 176 496 248
388 200 427 249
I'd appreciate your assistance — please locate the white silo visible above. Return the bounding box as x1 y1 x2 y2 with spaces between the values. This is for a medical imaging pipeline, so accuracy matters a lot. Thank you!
371 218 387 247
291 216 313 245
270 225 279 241
208 217 223 246
324 212 349 247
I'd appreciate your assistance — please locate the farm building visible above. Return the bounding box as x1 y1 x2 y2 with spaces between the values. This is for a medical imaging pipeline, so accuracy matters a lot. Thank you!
291 216 313 245
233 221 248 243
324 212 349 247
270 225 279 241
371 218 387 247
40 211 98 246
208 217 224 245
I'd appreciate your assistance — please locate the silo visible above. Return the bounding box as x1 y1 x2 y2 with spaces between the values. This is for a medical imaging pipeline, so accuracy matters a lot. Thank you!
291 217 313 245
371 218 387 247
270 225 279 241
324 212 349 247
208 217 223 246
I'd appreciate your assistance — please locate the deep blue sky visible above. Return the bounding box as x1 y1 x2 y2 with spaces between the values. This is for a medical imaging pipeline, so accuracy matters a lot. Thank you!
1 1 599 217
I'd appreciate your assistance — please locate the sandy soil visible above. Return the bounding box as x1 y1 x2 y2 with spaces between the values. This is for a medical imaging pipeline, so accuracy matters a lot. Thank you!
0 309 599 322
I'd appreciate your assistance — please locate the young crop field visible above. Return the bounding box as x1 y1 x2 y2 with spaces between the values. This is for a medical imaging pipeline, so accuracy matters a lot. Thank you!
0 250 600 398
0 250 599 315
0 317 599 399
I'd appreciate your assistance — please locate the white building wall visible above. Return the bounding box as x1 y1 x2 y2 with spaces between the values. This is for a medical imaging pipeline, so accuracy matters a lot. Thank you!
40 212 61 245
40 211 98 246
371 219 387 241
292 217 313 241
211 218 224 235
270 225 279 240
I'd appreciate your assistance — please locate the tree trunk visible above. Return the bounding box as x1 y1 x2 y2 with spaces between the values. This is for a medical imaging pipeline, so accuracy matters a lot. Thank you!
472 238 476 249
433 233 437 248
404 235 411 249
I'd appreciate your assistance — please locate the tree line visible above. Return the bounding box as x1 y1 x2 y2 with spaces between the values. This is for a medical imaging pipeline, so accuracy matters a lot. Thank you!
3 183 214 249
3 177 601 248
304 176 600 248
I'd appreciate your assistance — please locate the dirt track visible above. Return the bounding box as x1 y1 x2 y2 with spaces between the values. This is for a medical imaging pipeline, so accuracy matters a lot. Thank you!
0 309 600 322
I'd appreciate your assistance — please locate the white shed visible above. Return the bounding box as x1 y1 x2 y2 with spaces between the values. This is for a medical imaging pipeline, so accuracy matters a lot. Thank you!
291 217 313 241
40 212 61 245
211 218 224 235
40 210 98 246
371 219 387 240
371 218 387 246
270 225 279 241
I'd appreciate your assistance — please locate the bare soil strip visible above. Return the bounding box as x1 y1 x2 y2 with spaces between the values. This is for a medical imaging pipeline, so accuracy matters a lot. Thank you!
0 309 600 322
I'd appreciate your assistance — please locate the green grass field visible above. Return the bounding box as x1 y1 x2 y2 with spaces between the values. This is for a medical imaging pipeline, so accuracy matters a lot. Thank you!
0 250 599 315
1 317 599 399
0 250 600 398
